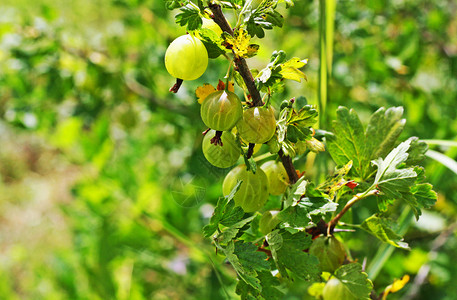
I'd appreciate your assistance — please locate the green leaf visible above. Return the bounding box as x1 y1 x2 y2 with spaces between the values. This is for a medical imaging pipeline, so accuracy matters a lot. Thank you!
165 0 189 10
223 241 262 290
326 107 367 178
364 107 406 163
267 230 320 281
332 263 373 300
234 241 270 272
175 4 202 31
236 271 283 300
203 181 243 237
217 215 256 244
360 215 409 249
197 28 226 59
287 105 318 127
326 107 408 180
372 140 437 219
405 137 428 165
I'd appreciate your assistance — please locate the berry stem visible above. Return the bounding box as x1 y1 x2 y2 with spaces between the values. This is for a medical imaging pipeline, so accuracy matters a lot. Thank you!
210 130 223 146
169 78 183 93
246 143 255 159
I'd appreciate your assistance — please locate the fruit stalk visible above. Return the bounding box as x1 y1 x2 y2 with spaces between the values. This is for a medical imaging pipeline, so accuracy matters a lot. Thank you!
209 2 298 184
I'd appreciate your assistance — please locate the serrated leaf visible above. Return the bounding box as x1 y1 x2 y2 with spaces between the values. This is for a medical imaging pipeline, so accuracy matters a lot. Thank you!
195 83 216 104
332 263 373 300
234 241 270 272
326 107 367 178
405 137 428 165
217 215 256 244
267 230 320 281
203 181 243 237
197 28 226 58
175 4 202 31
287 105 318 127
279 183 337 228
411 183 437 209
365 107 406 162
279 57 308 82
236 271 283 300
165 0 189 10
360 215 409 249
373 140 417 198
224 241 262 290
327 107 409 180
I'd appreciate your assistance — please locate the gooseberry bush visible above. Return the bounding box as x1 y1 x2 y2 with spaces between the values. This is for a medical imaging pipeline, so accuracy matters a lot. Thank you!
165 1 437 299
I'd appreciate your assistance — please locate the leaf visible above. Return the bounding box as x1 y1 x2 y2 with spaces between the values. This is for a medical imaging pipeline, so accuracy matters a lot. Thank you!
332 263 373 300
372 140 437 219
197 28 226 58
236 271 283 300
365 107 406 163
223 29 259 58
234 241 270 272
318 160 353 199
203 181 243 237
266 230 320 281
279 57 308 82
195 83 216 104
175 4 202 31
326 107 408 180
360 215 409 249
224 241 262 290
326 107 367 178
405 137 428 165
216 215 256 244
287 105 318 127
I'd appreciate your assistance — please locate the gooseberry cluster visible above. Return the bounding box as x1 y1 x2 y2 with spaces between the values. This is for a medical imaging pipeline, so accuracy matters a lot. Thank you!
165 18 290 215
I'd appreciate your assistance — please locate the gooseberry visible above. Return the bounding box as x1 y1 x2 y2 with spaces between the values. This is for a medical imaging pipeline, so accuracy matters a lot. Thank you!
165 35 208 81
260 160 289 195
202 130 240 168
309 235 346 273
202 18 223 36
259 210 280 235
222 164 269 212
236 106 276 144
201 90 243 131
322 278 357 300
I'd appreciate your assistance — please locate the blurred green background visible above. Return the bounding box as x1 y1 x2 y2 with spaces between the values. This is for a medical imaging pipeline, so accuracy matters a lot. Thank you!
0 0 456 299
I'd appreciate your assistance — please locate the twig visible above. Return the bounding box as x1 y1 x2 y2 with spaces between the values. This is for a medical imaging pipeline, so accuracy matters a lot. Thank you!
327 189 379 235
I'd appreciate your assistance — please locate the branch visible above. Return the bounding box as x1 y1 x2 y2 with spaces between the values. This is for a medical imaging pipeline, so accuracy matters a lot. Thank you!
209 2 262 107
327 189 379 235
209 2 298 183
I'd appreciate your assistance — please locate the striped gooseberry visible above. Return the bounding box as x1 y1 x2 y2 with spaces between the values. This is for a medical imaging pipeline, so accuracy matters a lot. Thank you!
201 90 242 131
323 278 357 300
202 130 240 168
309 236 346 273
222 164 269 212
259 210 280 235
165 35 208 81
260 160 289 195
236 106 276 144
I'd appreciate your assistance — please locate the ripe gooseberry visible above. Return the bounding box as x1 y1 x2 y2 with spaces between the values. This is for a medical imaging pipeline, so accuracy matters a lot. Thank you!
201 90 242 131
222 164 269 212
236 106 276 144
309 235 346 273
202 18 223 36
165 35 208 81
202 130 240 168
260 160 289 195
323 278 357 300
259 210 280 235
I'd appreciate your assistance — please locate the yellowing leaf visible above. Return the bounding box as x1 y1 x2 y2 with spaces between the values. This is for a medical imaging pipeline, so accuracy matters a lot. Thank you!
195 83 216 104
223 28 259 58
382 275 410 300
279 58 308 82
